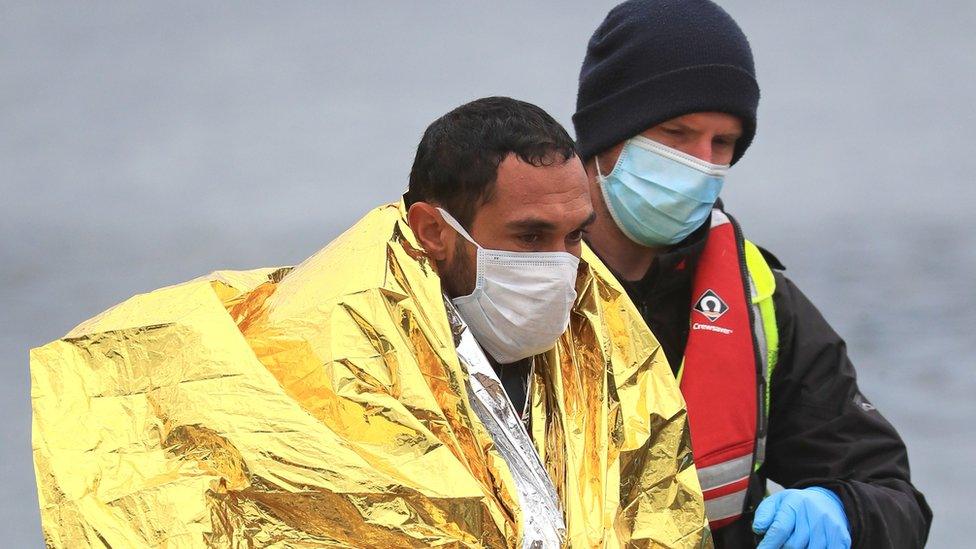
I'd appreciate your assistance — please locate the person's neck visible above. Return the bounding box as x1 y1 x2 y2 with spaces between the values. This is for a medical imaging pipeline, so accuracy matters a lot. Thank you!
586 207 661 282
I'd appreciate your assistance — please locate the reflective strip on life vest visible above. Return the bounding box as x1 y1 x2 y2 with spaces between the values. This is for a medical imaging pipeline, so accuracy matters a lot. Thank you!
706 487 750 523
698 453 752 525
697 453 752 492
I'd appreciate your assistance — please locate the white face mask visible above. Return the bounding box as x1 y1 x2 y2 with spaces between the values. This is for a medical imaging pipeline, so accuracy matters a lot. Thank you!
436 208 580 364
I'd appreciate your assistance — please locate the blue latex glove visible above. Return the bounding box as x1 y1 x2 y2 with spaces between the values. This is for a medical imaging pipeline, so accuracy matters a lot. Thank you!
753 487 851 548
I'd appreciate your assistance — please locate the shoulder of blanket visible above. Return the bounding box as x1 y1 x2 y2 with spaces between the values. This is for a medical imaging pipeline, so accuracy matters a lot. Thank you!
257 202 441 321
44 266 288 344
28 265 289 435
42 202 412 344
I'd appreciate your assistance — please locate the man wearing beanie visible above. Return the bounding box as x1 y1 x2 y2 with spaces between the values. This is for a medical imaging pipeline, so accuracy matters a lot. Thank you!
573 1 932 548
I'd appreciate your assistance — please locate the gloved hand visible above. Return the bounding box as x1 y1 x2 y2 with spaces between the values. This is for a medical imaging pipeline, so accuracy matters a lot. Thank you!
752 487 851 548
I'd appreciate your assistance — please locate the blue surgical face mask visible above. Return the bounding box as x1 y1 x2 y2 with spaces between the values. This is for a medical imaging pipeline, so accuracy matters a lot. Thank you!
596 135 728 247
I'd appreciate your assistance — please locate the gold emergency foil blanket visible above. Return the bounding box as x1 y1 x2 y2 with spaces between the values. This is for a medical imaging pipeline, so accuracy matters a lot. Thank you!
31 202 710 548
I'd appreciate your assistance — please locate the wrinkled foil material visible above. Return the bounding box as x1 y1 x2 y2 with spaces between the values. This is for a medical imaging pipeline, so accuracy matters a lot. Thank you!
447 295 565 547
31 202 711 548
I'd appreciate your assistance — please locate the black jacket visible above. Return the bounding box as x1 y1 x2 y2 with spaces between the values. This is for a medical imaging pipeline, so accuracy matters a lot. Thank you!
614 213 932 548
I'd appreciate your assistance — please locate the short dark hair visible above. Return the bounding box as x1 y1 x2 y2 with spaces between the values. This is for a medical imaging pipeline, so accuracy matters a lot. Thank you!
405 96 577 228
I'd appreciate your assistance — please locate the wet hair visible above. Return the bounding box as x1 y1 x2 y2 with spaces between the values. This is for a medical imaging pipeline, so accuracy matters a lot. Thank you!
405 96 577 228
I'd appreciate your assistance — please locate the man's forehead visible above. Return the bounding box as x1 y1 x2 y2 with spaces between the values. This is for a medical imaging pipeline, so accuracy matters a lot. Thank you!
495 155 586 193
474 154 591 226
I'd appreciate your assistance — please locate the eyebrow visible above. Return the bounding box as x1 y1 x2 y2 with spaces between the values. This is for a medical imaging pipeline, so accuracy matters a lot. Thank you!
505 210 596 233
663 121 742 139
579 210 597 229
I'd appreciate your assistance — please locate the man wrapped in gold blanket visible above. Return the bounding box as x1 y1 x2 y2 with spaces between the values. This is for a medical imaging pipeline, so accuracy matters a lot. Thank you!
30 98 710 548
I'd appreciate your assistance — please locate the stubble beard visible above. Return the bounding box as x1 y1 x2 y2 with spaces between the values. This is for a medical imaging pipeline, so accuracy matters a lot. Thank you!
439 238 477 299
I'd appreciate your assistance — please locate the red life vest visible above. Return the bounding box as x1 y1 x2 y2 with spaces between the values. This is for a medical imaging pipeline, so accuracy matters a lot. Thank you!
680 210 771 529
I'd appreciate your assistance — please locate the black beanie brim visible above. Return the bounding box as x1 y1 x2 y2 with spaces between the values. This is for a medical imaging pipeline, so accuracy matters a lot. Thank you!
574 63 759 164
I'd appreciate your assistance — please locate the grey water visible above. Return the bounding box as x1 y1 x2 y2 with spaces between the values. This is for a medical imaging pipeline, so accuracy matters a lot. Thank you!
2 2 973 546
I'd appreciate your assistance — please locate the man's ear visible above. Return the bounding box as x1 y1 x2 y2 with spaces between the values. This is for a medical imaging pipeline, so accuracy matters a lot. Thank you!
407 202 451 261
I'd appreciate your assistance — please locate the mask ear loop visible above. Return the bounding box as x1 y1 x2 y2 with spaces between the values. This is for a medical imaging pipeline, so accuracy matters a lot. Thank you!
593 151 647 246
436 206 489 299
436 207 482 249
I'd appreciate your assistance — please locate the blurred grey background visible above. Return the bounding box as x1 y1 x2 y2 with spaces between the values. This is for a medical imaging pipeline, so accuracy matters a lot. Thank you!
3 1 974 546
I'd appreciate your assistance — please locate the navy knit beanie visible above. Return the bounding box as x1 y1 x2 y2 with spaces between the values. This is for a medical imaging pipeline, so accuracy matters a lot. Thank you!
573 0 759 164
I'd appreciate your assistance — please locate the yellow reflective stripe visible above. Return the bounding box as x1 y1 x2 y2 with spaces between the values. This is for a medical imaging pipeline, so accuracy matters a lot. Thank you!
758 295 779 390
744 241 775 303
744 240 778 378
744 240 779 472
